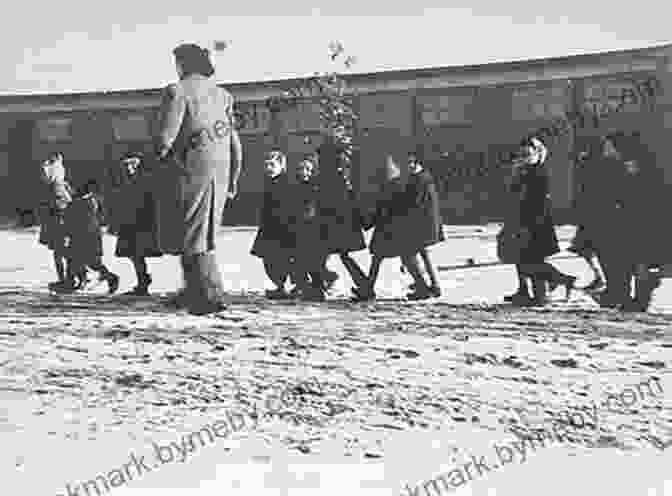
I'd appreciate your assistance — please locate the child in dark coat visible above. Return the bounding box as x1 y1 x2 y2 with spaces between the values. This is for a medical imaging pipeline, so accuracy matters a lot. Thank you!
402 151 444 300
37 152 75 290
315 140 369 292
250 150 295 299
63 180 120 294
109 152 163 296
351 156 407 301
290 157 328 301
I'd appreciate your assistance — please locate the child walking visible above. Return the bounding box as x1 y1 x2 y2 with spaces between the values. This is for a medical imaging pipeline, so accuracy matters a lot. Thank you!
250 150 295 299
37 152 75 291
109 152 163 295
290 156 328 302
351 156 407 301
316 139 369 293
401 150 444 300
63 179 120 294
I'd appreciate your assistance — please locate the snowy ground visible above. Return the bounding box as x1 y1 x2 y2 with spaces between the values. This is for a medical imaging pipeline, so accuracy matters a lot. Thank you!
1 224 671 496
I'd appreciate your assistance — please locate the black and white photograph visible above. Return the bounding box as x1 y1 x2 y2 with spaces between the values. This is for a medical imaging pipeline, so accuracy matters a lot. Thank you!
1 4 671 496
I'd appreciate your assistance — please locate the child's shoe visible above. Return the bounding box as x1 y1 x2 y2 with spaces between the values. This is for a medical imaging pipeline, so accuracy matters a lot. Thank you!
350 286 376 302
48 280 67 291
265 287 291 300
106 273 120 294
322 270 339 291
300 286 326 302
123 274 152 296
406 285 433 301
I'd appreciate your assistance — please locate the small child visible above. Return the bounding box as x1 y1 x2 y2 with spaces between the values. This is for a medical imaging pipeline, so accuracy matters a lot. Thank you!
37 151 75 291
290 156 327 301
63 179 120 294
351 155 407 301
402 150 444 300
250 150 295 299
316 141 369 293
109 152 163 296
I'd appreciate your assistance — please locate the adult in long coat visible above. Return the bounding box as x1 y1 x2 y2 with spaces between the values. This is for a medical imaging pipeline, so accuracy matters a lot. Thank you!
154 43 243 315
502 137 576 305
583 134 666 310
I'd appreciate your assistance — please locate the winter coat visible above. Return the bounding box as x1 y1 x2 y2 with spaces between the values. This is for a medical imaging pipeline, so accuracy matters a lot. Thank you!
109 171 162 259
250 173 296 259
153 74 235 256
316 141 366 254
369 177 409 258
291 178 328 267
64 193 104 265
38 180 73 254
504 163 559 263
582 151 672 266
399 168 445 253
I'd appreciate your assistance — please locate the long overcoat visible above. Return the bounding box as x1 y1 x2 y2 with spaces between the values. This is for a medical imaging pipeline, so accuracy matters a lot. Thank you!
582 150 672 267
153 74 234 256
505 163 559 263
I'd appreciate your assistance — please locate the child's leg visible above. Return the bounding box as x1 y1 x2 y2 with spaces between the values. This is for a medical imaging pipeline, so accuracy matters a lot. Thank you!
320 254 339 288
419 248 440 290
305 269 326 301
263 257 289 290
131 257 149 280
339 251 368 289
289 256 310 293
401 253 430 294
352 255 381 301
89 257 119 294
367 255 383 292
52 252 65 281
586 254 605 281
123 257 151 295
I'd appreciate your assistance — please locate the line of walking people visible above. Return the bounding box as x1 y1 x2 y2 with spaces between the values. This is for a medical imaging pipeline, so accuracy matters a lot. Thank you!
498 133 666 311
37 131 667 313
250 141 445 302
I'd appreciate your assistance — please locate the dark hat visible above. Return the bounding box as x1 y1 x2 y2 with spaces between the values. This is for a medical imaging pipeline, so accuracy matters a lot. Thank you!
173 43 215 77
173 43 209 59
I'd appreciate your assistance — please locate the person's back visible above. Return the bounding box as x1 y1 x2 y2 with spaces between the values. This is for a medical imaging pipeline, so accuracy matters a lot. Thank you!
155 74 235 254
174 75 234 227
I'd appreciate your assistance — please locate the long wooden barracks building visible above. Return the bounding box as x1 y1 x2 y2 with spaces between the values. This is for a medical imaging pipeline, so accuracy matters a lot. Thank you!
2 43 672 225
